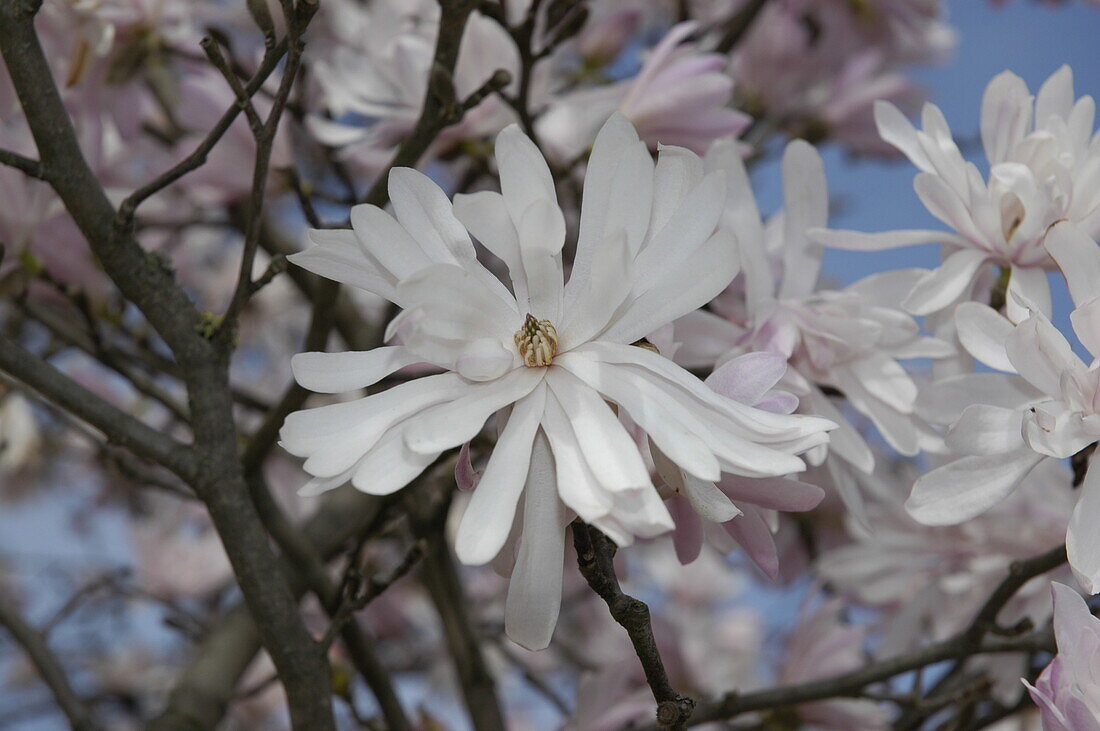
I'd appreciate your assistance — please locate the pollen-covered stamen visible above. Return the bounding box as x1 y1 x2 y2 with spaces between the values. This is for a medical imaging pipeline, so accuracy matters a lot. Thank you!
514 314 558 367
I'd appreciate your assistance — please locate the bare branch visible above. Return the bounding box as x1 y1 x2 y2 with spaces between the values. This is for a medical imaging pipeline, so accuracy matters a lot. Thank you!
0 333 194 478
0 592 101 731
573 521 694 729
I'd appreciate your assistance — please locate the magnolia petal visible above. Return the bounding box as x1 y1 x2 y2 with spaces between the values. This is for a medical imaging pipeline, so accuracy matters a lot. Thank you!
808 228 967 252
718 475 824 512
681 474 741 522
779 139 828 300
945 404 1026 456
403 368 543 454
980 70 1032 166
546 369 651 491
705 351 788 406
874 99 933 172
504 433 566 650
906 450 1044 525
455 385 546 565
455 338 515 382
1045 220 1100 309
724 506 779 580
1069 463 1100 595
292 347 420 393
388 167 475 264
902 249 989 315
954 302 1015 372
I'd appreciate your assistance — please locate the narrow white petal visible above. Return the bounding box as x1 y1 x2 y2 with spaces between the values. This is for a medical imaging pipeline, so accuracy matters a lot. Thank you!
540 392 613 521
681 474 740 522
452 190 529 308
954 302 1015 372
945 404 1026 456
388 167 475 263
980 70 1032 165
546 369 651 491
902 249 989 315
808 228 968 252
601 226 738 345
1068 463 1100 595
495 124 559 227
779 139 828 300
1005 313 1076 396
349 203 431 282
292 347 420 393
906 451 1044 525
1045 220 1100 308
516 198 565 322
504 432 566 651
874 99 933 171
455 384 546 565
1005 265 1052 323
403 367 543 454
288 229 395 300
350 429 439 495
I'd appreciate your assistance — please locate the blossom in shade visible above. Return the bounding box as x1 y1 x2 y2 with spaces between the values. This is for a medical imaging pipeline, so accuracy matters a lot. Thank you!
907 221 1100 594
538 21 750 163
306 0 518 173
776 599 891 729
812 66 1100 321
819 458 1070 661
1023 583 1100 731
670 138 949 517
282 114 834 649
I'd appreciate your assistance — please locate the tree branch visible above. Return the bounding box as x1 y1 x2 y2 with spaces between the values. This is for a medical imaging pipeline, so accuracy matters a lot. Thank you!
405 482 506 730
573 521 694 729
0 592 101 731
0 333 194 478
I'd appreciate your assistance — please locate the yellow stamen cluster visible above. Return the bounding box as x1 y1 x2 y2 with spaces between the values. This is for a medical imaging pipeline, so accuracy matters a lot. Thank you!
514 314 558 367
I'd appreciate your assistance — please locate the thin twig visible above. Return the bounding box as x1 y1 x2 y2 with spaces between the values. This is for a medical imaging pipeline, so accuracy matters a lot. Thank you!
0 593 101 731
573 521 694 729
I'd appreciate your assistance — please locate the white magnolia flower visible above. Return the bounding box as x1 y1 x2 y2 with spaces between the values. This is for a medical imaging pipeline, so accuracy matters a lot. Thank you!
1024 583 1100 730
908 221 1100 594
538 21 750 163
307 0 518 169
0 392 41 472
812 66 1100 321
282 115 834 649
669 139 949 514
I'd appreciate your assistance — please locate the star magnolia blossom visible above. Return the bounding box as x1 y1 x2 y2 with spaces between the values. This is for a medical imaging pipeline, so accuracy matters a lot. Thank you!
307 0 518 172
282 115 834 649
812 66 1100 321
907 221 1100 593
1024 583 1100 731
670 139 949 516
538 21 750 163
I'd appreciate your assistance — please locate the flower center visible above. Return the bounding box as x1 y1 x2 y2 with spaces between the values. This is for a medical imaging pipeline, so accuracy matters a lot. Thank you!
514 314 558 367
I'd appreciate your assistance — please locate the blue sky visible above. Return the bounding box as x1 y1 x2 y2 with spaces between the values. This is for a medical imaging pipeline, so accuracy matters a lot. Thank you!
767 0 1100 330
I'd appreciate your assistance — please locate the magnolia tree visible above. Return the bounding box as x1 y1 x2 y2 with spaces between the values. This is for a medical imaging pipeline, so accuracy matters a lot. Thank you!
1 0 1099 729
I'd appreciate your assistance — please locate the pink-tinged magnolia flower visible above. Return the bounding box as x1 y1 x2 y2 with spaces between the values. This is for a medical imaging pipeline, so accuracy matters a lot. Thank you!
820 458 1071 654
671 139 949 518
658 350 826 578
538 21 750 163
907 222 1100 593
777 599 892 729
307 0 518 173
282 115 834 649
813 66 1100 320
729 1 934 154
1023 583 1100 731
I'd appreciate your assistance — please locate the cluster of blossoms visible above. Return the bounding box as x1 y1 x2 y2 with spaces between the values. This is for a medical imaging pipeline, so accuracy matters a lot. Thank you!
4 0 1100 729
